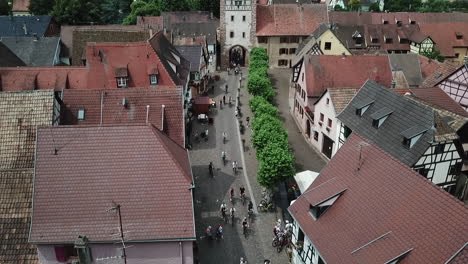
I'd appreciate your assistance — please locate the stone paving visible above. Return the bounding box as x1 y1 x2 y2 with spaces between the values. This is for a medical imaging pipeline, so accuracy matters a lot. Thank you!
190 69 289 264
190 68 327 264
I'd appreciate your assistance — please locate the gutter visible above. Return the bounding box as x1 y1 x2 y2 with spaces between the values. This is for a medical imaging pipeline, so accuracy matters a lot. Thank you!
32 237 197 245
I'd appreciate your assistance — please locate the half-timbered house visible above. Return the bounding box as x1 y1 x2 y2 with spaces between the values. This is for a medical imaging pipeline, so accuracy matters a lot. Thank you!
337 80 466 194
288 133 468 264
433 63 468 111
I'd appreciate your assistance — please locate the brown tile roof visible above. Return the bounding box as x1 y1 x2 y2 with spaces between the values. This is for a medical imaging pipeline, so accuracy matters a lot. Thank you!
419 23 468 57
326 88 357 114
0 67 88 91
0 170 38 264
304 55 393 97
60 25 145 58
71 29 149 66
256 4 327 36
12 0 29 12
0 90 55 264
30 125 194 243
61 87 185 146
419 56 459 87
137 16 164 30
447 244 468 264
329 11 468 25
288 133 468 264
410 87 468 118
0 90 56 170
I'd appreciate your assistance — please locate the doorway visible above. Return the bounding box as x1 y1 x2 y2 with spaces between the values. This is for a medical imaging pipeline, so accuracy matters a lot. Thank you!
229 45 246 67
322 134 334 159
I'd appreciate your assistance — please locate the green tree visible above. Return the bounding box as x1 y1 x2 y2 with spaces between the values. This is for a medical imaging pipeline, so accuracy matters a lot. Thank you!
160 0 189 11
29 0 52 15
52 0 103 25
450 0 468 12
0 0 11 15
247 73 274 101
257 143 295 188
123 0 162 25
252 121 288 153
101 0 133 24
250 47 269 63
384 0 422 12
421 48 445 62
369 2 380 12
198 0 220 17
334 4 344 11
418 0 450 12
249 96 278 117
348 0 361 10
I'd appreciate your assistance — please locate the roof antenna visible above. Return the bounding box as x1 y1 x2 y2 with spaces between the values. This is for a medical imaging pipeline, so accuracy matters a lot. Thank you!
356 142 369 173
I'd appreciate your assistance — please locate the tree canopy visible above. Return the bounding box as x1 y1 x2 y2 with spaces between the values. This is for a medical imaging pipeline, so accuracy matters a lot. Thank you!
52 0 103 25
0 0 10 15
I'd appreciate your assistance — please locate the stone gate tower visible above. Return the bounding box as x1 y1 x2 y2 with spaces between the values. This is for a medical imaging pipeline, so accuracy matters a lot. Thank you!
219 0 256 69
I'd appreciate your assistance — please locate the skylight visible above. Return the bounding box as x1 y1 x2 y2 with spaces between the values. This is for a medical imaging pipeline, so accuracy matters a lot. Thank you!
77 109 85 121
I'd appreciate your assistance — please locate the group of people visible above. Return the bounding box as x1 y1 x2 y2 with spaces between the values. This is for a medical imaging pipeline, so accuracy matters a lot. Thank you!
205 224 223 240
273 219 293 246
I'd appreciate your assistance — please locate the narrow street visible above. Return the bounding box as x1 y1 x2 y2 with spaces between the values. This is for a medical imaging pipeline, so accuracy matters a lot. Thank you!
189 70 289 264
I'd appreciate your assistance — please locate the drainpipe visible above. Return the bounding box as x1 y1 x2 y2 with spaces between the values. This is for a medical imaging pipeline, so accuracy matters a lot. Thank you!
179 242 183 264
100 91 104 125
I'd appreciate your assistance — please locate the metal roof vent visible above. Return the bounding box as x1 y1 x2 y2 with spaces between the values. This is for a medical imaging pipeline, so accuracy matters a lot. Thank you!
122 97 127 108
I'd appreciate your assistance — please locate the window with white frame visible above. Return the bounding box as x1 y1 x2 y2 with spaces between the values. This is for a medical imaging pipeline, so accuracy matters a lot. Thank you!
117 77 127 88
150 74 158 85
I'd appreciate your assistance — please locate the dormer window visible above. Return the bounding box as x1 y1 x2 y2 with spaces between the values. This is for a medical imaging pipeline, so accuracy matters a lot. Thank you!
77 109 85 121
385 36 393 44
456 32 463 40
383 20 389 24
352 31 363 45
371 36 379 43
370 107 393 128
354 98 374 117
309 190 345 220
401 126 427 148
115 67 128 88
150 75 158 85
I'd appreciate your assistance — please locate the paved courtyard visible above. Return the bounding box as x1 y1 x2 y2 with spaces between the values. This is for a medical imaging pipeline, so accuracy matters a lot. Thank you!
190 68 326 264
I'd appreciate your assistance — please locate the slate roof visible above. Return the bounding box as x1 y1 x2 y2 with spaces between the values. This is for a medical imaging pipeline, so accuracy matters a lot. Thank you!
176 45 203 72
256 4 327 36
410 87 468 118
419 56 459 87
288 133 468 264
304 55 392 97
388 54 423 87
149 31 190 87
0 42 25 67
0 90 56 170
71 28 149 66
0 67 88 91
419 23 468 57
171 22 218 44
61 87 185 146
0 16 53 37
327 88 358 114
0 37 59 66
0 90 56 264
329 11 468 25
30 125 195 243
337 80 455 167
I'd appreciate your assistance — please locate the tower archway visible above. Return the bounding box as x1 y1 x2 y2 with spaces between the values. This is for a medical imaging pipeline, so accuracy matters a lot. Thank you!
229 45 246 67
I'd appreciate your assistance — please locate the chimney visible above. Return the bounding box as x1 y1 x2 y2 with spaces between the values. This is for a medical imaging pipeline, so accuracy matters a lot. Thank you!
122 97 127 108
146 105 150 124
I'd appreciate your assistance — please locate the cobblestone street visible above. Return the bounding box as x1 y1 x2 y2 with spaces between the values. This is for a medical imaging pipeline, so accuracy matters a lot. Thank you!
190 70 289 264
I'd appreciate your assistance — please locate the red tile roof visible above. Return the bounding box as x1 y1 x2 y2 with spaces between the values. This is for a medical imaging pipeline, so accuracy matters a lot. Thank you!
419 23 468 57
447 244 468 264
86 42 178 89
410 87 468 117
329 11 468 25
30 125 194 243
0 67 88 91
305 55 393 97
12 0 29 12
61 87 185 146
256 4 327 36
418 55 459 87
289 133 468 264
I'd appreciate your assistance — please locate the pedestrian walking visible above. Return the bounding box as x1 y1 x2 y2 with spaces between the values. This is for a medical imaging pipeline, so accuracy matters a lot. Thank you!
220 99 223 109
246 116 250 127
208 162 214 177
223 95 226 104
240 257 247 264
225 84 228 93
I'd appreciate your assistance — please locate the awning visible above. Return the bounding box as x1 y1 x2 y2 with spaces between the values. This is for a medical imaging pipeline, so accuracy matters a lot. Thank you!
294 170 320 193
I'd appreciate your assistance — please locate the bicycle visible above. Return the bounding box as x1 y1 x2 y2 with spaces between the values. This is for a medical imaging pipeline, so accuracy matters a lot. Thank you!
257 199 275 212
241 192 246 205
272 234 289 253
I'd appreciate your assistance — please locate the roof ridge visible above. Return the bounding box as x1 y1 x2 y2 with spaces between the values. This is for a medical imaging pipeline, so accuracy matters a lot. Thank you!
147 124 192 184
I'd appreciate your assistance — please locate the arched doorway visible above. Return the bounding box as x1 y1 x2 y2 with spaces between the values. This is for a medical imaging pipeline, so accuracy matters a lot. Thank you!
229 45 246 67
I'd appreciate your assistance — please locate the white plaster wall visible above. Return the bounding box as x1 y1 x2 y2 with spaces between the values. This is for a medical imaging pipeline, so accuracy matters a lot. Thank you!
37 241 193 264
313 90 338 158
224 10 252 49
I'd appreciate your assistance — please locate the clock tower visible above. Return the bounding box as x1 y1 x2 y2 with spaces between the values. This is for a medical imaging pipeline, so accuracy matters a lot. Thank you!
219 0 257 69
